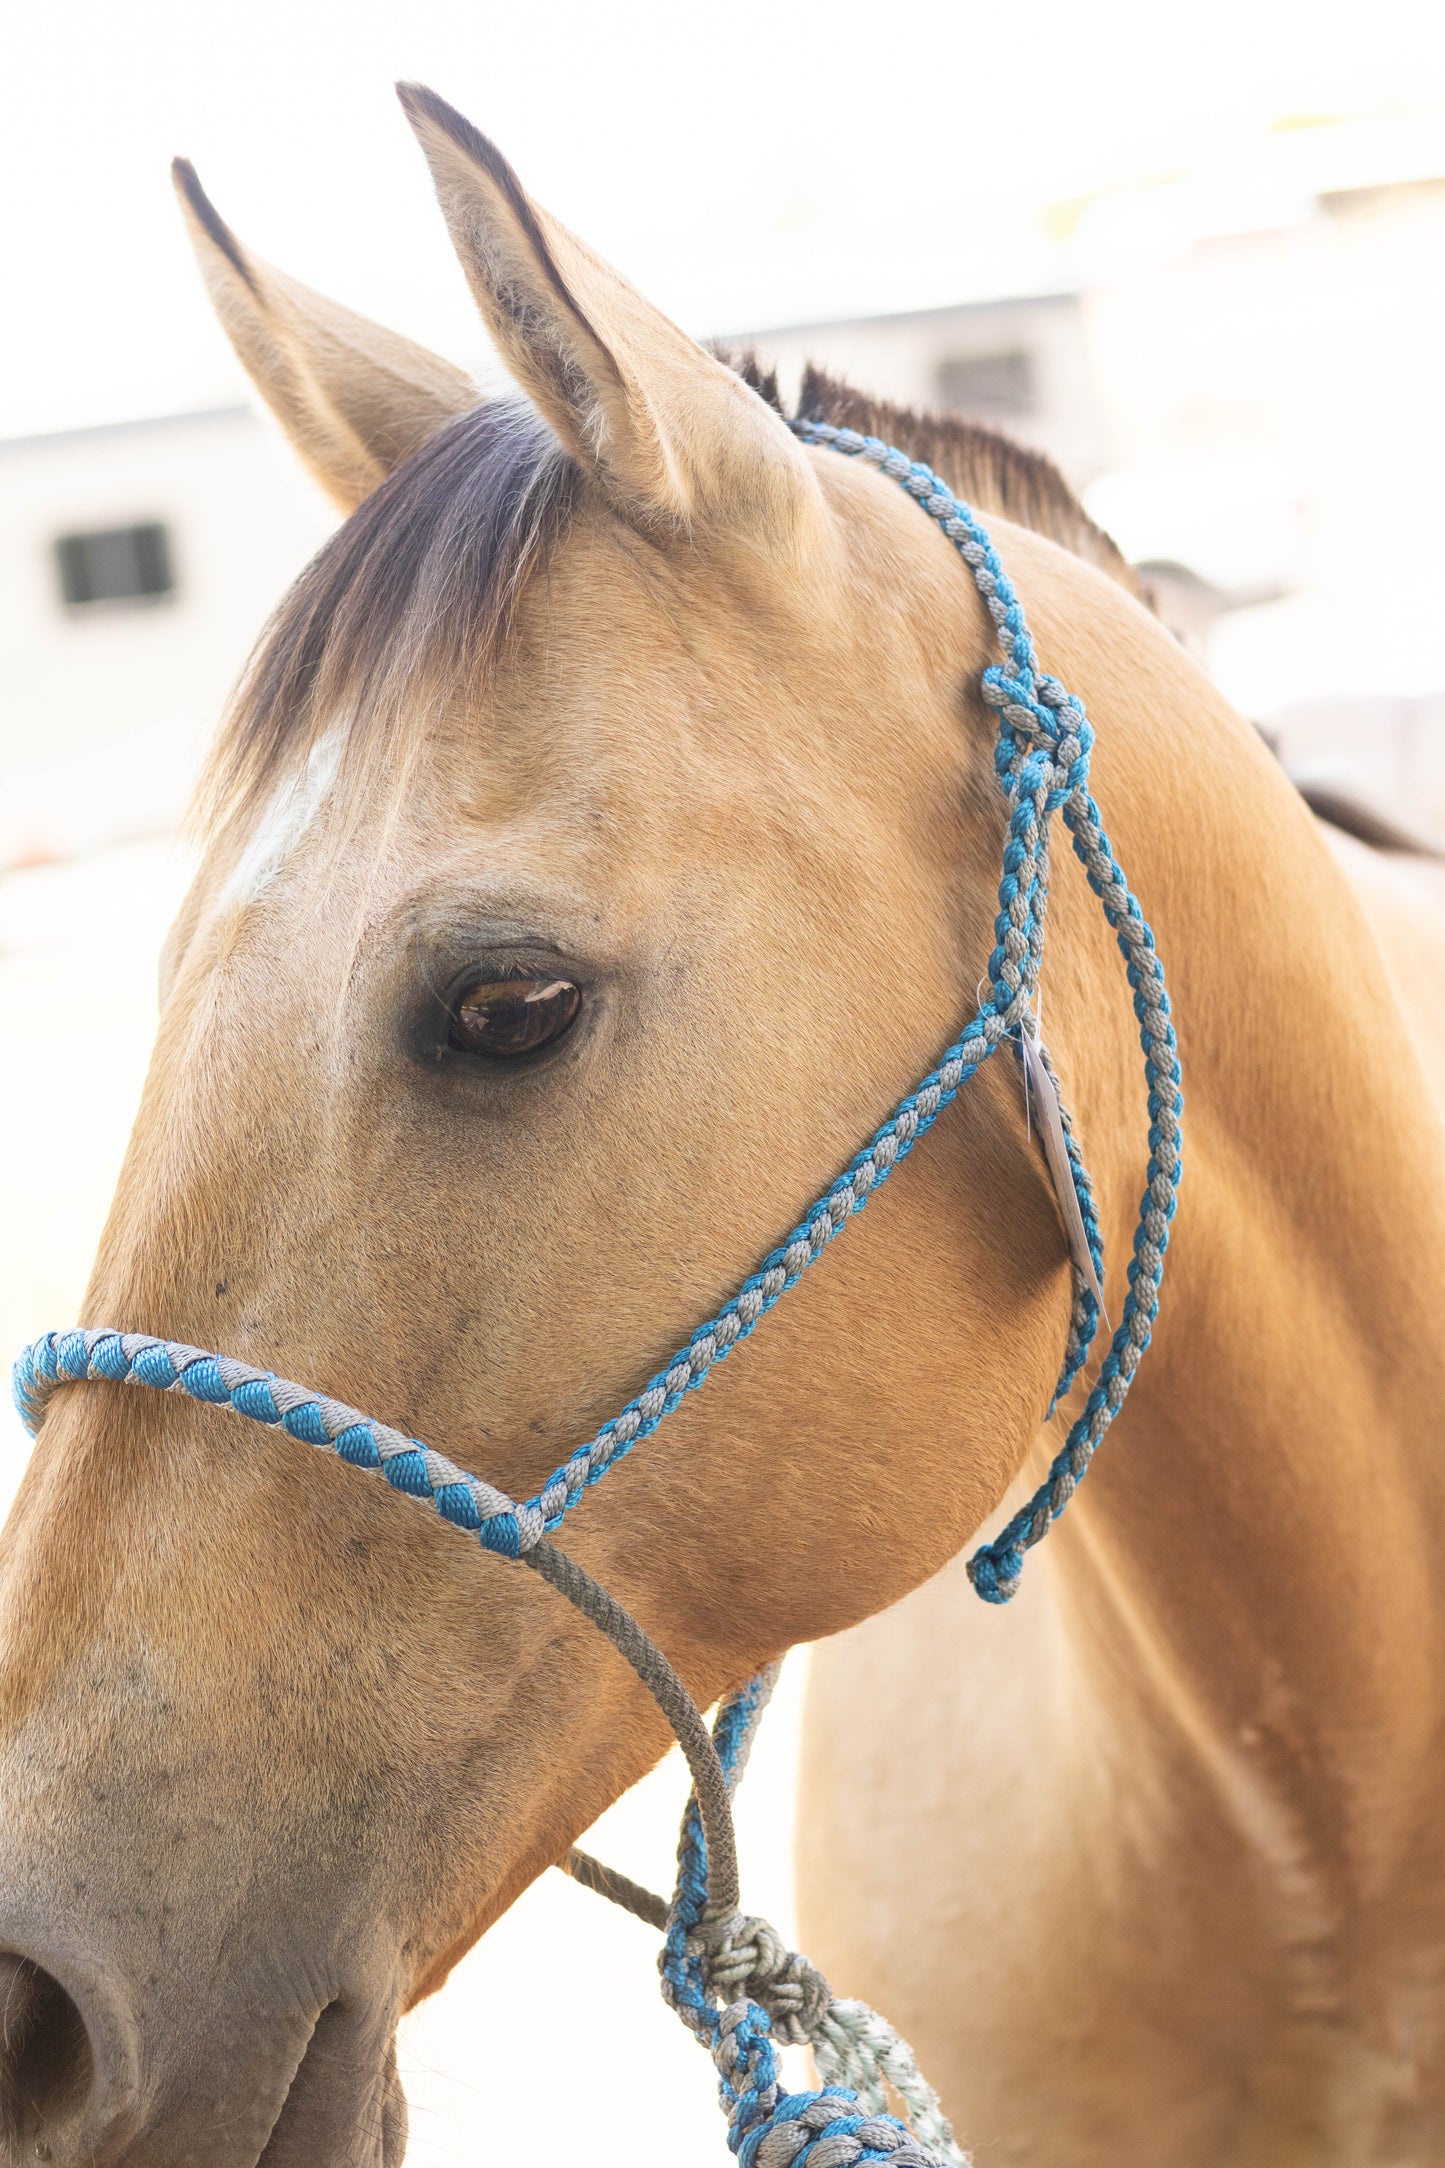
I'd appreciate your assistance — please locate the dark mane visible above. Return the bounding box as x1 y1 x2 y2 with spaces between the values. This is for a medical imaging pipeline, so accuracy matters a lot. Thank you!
202 361 1129 832
746 358 1137 592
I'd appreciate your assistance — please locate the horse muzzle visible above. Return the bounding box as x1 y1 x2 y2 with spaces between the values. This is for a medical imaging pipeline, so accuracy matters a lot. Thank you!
0 1917 407 2168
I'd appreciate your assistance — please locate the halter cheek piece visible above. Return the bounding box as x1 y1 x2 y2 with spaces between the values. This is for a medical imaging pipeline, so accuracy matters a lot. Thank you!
14 425 1182 2167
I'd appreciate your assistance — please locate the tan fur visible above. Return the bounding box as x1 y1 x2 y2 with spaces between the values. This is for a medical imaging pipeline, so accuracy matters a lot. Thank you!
0 88 1442 2168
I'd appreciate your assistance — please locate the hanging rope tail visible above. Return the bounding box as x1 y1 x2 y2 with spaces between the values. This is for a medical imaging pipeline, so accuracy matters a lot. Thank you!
660 1674 968 2166
12 426 1180 2163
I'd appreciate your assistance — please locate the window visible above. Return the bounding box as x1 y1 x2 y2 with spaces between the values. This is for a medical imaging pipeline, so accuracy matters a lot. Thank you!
53 522 175 610
935 349 1035 421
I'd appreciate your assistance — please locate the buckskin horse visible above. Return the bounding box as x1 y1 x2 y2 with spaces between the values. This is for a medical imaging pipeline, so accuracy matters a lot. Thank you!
4 80 1445 2168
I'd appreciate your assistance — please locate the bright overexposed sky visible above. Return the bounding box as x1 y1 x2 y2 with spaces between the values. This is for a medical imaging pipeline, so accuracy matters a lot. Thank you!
6 0 1445 440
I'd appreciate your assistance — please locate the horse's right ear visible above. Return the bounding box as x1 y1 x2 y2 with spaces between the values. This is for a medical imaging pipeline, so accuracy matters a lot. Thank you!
172 159 479 512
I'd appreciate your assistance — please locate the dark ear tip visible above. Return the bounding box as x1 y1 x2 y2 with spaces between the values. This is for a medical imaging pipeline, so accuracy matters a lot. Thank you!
171 158 254 287
395 80 452 132
395 81 512 187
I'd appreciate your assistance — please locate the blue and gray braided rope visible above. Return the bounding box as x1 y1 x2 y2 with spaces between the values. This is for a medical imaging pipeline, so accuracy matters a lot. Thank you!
663 1672 965 2166
12 427 1181 2165
15 422 1181 1605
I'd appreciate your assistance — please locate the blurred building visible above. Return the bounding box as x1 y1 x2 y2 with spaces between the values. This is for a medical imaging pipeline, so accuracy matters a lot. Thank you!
0 406 329 868
5 109 1445 868
753 287 1111 484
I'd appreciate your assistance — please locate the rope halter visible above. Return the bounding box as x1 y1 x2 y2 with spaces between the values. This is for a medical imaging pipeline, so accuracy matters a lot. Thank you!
13 424 1182 2164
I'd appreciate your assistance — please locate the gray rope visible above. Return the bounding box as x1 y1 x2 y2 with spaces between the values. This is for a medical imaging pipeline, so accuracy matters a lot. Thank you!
559 1846 670 1930
656 1671 969 2164
523 1538 740 1918
695 1912 832 2040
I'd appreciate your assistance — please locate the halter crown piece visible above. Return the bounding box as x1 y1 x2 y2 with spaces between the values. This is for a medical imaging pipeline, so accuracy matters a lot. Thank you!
14 424 1182 2165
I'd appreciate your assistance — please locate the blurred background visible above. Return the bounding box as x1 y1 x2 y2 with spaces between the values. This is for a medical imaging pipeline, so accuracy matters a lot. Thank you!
4 0 1445 2156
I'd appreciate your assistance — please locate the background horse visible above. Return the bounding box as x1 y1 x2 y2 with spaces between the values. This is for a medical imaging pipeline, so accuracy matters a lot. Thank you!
2 81 1444 2168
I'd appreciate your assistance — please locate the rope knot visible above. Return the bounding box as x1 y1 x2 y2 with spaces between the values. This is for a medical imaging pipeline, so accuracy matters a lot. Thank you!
695 1912 833 2043
965 1541 1024 1605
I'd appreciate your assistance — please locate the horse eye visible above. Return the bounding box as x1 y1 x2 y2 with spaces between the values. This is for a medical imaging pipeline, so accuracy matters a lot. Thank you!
447 976 582 1059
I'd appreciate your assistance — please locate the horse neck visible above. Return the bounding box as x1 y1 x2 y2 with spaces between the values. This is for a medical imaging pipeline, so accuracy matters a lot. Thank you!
1029 591 1445 1837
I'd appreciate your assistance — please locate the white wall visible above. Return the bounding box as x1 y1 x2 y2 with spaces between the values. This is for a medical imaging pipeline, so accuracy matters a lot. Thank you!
1078 178 1445 824
0 407 332 861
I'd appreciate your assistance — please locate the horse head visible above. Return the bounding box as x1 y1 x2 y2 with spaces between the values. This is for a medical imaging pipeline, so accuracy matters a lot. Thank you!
0 86 1139 2166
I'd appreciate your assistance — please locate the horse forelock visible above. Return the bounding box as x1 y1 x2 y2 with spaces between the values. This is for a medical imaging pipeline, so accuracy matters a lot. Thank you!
198 359 1130 847
197 396 581 839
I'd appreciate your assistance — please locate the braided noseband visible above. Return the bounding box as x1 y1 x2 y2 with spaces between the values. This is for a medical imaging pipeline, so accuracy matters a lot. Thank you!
13 425 1181 2164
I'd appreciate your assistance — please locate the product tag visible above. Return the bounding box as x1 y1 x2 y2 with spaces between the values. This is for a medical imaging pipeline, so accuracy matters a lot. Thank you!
1019 1020 1108 1322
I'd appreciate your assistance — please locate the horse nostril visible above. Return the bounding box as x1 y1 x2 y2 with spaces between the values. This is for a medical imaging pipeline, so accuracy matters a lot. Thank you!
0 1953 95 2152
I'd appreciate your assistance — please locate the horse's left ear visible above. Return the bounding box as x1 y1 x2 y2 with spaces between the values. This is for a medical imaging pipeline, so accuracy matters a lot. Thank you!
397 83 819 540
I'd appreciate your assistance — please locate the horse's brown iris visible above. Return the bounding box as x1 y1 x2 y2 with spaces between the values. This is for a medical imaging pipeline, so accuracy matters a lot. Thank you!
448 975 582 1058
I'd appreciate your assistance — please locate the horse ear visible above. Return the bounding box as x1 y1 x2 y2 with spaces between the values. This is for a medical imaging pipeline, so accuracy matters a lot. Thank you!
396 84 817 538
172 158 479 513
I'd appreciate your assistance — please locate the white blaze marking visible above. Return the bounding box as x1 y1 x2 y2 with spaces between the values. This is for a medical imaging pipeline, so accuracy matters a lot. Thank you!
220 731 343 907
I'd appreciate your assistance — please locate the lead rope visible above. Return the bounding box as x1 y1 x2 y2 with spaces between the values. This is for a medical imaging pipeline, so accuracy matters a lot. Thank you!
13 428 1180 2163
660 1671 966 2166
529 1555 965 2163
